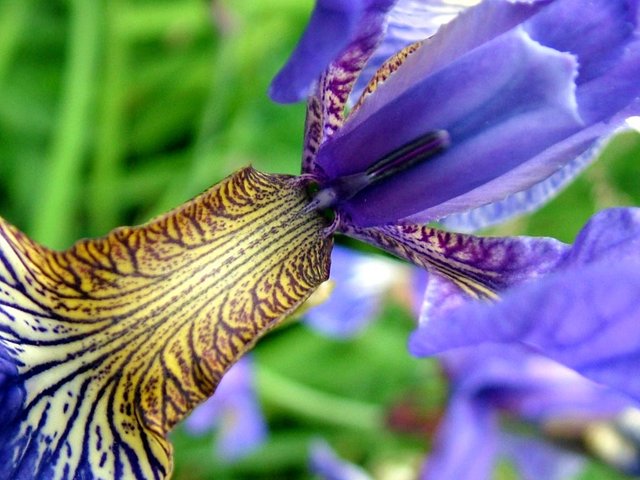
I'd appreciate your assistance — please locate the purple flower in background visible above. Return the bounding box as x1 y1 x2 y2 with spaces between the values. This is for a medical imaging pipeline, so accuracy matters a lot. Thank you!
309 440 373 480
184 357 267 461
410 208 640 404
422 344 631 480
304 245 408 338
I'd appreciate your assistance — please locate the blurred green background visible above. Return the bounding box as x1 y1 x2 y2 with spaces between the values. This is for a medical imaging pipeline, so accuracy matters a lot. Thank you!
1 0 639 478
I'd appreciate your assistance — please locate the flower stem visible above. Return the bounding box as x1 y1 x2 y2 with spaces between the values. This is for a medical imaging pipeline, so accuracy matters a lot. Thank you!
0 0 30 89
256 365 385 432
89 0 127 236
31 0 102 248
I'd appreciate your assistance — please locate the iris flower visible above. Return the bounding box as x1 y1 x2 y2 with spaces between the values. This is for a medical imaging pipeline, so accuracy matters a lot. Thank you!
1 0 639 478
421 344 632 479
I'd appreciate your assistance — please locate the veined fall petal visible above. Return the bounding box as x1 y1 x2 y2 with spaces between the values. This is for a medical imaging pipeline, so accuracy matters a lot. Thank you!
0 168 332 479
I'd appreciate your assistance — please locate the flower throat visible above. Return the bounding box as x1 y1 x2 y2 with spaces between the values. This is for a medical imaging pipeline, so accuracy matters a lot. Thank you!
306 129 450 213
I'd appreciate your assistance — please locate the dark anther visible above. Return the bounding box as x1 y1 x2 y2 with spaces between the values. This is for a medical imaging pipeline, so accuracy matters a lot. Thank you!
305 129 450 212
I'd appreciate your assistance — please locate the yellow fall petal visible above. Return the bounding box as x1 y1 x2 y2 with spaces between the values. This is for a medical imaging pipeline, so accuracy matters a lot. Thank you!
0 167 332 479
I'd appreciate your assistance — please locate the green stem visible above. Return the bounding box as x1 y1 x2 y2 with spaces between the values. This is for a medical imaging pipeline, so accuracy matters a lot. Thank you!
89 0 127 236
256 365 385 432
0 0 30 89
32 0 102 248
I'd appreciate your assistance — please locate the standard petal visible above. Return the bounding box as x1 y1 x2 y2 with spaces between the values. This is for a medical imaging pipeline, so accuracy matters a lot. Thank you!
320 28 582 226
419 2 640 228
440 103 640 232
301 2 395 174
439 129 613 232
351 0 481 103
524 0 638 86
346 0 548 130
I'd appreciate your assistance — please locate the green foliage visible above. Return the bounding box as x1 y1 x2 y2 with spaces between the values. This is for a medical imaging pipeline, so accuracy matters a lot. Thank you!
1 1 639 478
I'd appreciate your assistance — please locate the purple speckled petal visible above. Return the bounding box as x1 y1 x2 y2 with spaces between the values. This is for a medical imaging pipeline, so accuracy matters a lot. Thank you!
351 0 480 104
322 28 582 226
309 440 372 480
344 222 567 300
270 0 395 104
421 396 498 480
184 357 267 460
409 241 640 403
346 0 548 131
301 3 395 174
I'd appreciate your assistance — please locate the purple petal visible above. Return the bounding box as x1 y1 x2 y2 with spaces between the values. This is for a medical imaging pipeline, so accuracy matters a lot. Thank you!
439 130 612 232
304 246 403 338
441 110 639 232
416 272 467 325
322 27 582 226
309 440 372 480
410 257 640 402
214 392 267 461
311 0 640 227
0 343 24 431
525 0 638 88
440 344 629 422
421 396 498 480
560 208 640 267
269 0 395 104
410 208 640 400
347 0 547 128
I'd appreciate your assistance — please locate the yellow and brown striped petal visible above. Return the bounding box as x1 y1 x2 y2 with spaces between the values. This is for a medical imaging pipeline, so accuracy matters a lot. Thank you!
0 167 332 479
